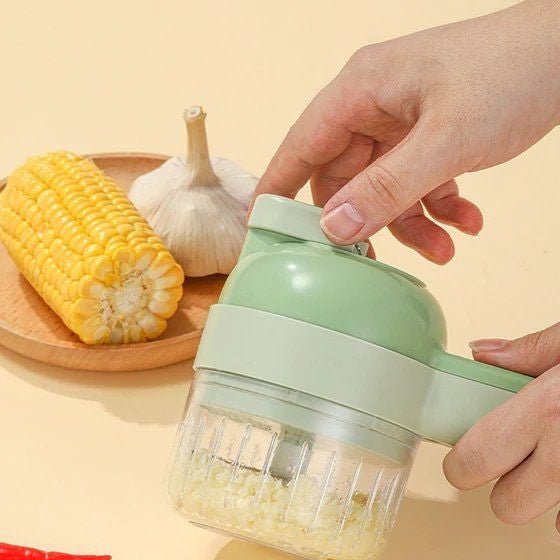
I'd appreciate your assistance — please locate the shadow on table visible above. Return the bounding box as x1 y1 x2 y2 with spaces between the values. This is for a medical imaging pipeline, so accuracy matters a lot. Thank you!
213 489 559 560
1 345 192 425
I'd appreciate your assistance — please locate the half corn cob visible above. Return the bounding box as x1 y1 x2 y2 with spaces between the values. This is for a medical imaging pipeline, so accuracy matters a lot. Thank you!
0 152 184 344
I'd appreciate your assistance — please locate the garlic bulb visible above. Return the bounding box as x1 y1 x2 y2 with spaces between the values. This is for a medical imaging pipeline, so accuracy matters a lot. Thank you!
128 106 258 277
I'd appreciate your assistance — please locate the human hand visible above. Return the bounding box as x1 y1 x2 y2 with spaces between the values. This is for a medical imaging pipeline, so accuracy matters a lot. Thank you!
444 322 560 531
254 0 560 263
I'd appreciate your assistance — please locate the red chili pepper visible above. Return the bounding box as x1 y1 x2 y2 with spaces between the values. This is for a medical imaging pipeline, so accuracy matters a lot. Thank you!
0 543 111 560
0 543 44 559
46 555 111 560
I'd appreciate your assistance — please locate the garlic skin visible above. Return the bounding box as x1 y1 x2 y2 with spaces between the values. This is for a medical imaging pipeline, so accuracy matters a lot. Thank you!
128 107 258 277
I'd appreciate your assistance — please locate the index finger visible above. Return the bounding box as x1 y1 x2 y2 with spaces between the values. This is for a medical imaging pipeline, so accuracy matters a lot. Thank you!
443 379 542 490
253 85 353 203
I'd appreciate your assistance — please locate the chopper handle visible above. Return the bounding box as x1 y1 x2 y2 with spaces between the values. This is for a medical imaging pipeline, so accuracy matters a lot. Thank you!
433 351 531 392
419 351 532 447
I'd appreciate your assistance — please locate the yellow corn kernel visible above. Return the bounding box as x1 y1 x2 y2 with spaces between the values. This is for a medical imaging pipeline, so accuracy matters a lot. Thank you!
134 243 156 270
154 286 183 303
152 265 184 290
134 309 166 339
78 275 106 299
82 243 104 258
145 252 176 279
115 223 135 236
88 255 113 281
126 324 146 344
148 299 178 319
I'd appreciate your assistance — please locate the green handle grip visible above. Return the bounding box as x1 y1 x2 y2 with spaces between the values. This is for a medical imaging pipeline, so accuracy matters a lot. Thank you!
434 351 531 393
419 351 532 446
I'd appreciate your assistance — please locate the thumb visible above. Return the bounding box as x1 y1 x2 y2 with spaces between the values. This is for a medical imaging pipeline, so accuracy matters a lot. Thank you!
320 116 461 244
470 322 560 376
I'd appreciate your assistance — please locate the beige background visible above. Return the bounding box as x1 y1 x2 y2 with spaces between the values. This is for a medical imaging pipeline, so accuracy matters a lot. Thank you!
1 0 559 558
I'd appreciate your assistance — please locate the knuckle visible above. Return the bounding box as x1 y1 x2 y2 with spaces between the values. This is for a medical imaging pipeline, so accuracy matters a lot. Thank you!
316 169 350 188
286 135 320 170
520 330 550 364
347 45 375 67
362 164 406 216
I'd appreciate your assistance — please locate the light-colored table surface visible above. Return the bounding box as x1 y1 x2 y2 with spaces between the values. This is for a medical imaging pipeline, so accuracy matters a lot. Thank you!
1 1 560 558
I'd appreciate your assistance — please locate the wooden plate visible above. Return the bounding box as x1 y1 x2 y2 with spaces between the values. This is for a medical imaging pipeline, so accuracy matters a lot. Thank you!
0 153 226 372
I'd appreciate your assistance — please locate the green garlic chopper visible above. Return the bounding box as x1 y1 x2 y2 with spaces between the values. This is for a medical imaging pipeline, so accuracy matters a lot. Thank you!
167 194 530 560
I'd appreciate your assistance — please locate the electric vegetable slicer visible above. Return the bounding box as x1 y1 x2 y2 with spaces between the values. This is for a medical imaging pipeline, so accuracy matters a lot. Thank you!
167 194 529 560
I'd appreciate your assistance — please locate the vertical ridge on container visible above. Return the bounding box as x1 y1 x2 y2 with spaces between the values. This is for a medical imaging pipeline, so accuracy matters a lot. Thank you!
372 472 400 550
311 451 337 529
224 423 252 506
205 416 226 481
337 459 363 535
282 441 309 522
179 414 206 500
353 467 384 548
254 432 279 506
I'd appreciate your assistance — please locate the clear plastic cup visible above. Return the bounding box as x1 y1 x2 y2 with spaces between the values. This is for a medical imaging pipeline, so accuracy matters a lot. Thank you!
167 370 420 560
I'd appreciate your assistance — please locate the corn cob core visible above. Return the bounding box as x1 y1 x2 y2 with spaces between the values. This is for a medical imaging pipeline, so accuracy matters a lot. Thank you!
0 152 184 345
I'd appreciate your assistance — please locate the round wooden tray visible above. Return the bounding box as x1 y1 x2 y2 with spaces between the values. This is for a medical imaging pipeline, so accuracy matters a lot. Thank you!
0 152 226 372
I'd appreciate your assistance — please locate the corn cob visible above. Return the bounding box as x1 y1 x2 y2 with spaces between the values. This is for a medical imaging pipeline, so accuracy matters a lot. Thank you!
0 152 184 345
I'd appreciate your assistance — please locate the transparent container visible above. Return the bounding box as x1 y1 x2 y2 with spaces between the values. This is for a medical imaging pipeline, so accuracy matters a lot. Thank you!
167 371 420 560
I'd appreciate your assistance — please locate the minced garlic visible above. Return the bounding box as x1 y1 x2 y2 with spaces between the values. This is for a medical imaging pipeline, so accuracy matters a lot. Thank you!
170 450 390 560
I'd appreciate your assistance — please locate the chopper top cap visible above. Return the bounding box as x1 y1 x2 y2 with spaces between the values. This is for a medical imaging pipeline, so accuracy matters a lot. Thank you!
195 194 529 448
248 194 424 286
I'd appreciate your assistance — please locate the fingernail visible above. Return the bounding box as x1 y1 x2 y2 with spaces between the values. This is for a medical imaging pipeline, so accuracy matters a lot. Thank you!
320 203 364 242
469 338 508 353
